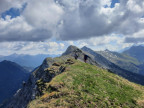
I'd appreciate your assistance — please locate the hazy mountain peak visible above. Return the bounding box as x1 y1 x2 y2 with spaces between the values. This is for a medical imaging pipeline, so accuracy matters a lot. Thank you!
105 49 110 52
82 46 89 48
81 46 92 51
130 45 144 50
1 60 18 66
123 45 144 52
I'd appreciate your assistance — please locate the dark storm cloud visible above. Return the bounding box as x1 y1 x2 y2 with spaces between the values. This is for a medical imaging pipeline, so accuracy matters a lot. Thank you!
125 37 144 43
59 0 144 41
0 28 52 42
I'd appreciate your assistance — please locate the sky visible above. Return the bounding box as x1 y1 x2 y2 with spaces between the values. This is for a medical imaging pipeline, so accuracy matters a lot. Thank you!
0 0 144 55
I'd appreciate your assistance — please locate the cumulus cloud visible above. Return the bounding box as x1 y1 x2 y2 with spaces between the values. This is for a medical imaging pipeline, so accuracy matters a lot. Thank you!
0 0 64 41
0 0 144 44
58 0 144 40
74 34 132 51
23 0 63 32
0 41 66 55
0 0 26 14
0 16 34 41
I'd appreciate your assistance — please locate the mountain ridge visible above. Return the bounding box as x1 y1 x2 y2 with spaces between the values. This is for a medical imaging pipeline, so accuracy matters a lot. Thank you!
28 59 144 108
3 45 144 108
92 45 144 75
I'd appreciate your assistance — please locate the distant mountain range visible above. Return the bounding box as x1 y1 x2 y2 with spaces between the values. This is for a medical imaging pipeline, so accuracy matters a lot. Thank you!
96 49 140 74
0 60 30 105
91 45 144 75
0 54 59 69
81 46 144 84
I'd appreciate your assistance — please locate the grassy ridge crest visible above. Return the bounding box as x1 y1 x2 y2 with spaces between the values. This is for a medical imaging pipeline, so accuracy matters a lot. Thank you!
28 59 144 108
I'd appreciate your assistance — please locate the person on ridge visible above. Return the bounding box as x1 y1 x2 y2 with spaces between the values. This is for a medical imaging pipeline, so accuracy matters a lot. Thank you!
84 54 89 63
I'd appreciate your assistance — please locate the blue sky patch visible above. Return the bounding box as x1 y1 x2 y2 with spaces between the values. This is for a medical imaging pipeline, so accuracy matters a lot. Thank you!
1 3 27 20
1 8 21 19
111 0 120 8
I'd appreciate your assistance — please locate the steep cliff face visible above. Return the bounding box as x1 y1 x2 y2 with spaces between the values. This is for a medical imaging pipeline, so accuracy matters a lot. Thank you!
4 56 74 108
4 74 35 108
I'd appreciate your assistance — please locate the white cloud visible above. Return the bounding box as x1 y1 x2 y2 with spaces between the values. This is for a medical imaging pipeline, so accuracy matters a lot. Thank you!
0 0 144 42
67 41 74 46
59 43 65 49
127 0 143 14
0 41 66 55
100 0 112 7
0 0 144 54
23 0 64 31
70 34 134 52
0 16 33 41
0 0 64 41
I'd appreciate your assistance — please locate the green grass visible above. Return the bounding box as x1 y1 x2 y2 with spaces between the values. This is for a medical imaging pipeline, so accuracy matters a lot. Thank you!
28 59 144 108
121 54 140 65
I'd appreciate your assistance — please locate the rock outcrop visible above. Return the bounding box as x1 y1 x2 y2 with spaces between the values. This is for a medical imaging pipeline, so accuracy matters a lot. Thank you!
4 57 73 108
62 45 99 66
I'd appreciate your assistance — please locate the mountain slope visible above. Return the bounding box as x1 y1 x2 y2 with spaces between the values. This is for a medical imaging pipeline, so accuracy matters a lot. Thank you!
123 45 144 63
5 46 144 108
81 46 144 85
122 45 144 75
28 59 144 108
0 60 29 104
96 49 140 74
